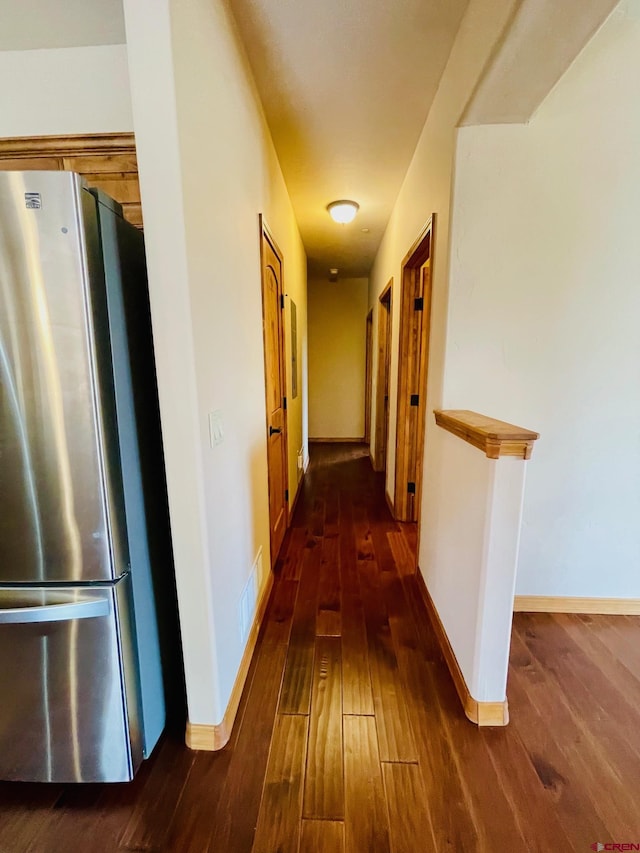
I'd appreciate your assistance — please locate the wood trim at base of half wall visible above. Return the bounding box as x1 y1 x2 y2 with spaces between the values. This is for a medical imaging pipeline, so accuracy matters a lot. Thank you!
308 437 365 443
416 570 509 727
514 595 640 615
185 569 275 751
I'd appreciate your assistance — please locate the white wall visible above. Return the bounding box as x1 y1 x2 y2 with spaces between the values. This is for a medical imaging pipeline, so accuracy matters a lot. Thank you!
308 277 368 439
367 0 520 499
0 45 133 136
447 0 640 599
0 0 125 51
430 433 526 701
123 0 307 728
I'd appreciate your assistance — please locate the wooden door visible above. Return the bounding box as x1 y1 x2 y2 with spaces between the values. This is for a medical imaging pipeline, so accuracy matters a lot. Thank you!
364 309 373 444
374 281 393 472
405 260 431 516
394 216 435 522
260 218 289 566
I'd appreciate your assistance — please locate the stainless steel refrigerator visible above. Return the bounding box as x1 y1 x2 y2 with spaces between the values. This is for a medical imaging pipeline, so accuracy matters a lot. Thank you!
0 171 177 782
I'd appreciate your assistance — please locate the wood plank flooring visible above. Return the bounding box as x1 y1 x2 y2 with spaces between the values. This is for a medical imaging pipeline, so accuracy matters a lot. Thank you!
2 443 640 852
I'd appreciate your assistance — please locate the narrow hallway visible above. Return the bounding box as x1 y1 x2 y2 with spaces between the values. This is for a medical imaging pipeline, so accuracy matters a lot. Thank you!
212 441 435 853
2 444 640 852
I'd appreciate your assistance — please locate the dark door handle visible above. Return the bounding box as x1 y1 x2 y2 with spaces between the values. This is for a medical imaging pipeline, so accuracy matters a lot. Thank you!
270 426 282 436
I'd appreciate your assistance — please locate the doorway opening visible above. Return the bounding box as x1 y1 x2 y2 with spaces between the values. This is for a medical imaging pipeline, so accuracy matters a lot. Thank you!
393 215 435 524
373 279 393 473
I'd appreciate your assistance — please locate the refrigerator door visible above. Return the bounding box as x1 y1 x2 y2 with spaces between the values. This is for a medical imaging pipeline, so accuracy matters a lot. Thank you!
0 171 128 583
0 577 142 782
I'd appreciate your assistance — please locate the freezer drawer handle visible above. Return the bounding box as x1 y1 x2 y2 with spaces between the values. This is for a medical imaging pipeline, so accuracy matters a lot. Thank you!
0 597 111 625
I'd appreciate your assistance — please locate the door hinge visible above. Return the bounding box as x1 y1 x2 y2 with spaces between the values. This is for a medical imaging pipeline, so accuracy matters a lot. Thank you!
283 396 287 410
407 482 416 494
414 297 424 311
285 489 289 502
280 294 285 309
410 394 419 407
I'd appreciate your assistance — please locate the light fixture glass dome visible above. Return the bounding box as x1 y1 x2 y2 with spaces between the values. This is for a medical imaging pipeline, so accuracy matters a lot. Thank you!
327 200 359 224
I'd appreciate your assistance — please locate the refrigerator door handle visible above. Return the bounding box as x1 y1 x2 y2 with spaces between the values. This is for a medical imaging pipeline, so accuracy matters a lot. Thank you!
0 597 111 625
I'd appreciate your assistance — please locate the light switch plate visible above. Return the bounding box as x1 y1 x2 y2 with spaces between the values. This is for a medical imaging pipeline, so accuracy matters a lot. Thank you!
238 571 256 644
208 410 224 447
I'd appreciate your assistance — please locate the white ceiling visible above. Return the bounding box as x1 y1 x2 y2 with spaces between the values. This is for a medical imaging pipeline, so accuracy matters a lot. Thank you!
228 0 469 278
0 0 125 51
2 0 620 280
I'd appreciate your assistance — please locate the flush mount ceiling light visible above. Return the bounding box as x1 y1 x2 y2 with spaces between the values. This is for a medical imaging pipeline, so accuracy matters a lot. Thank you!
327 200 359 224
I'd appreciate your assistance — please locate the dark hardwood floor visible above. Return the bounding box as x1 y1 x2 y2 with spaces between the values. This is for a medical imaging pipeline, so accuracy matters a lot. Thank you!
2 443 639 852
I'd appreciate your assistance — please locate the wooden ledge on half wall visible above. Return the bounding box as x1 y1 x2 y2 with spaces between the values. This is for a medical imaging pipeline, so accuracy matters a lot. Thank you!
434 409 539 460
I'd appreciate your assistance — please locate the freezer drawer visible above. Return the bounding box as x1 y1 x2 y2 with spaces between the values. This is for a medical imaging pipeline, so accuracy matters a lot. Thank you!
0 578 142 782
